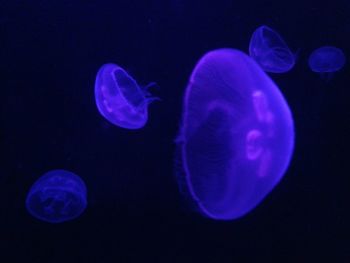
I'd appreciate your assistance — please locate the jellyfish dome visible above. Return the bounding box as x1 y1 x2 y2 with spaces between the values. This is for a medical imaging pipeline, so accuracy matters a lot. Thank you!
249 25 295 73
308 46 346 73
95 63 158 129
176 48 294 220
25 169 87 223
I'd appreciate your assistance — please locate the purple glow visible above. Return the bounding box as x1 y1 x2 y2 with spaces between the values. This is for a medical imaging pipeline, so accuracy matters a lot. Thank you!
308 46 346 73
176 49 295 220
249 25 295 73
25 170 87 223
95 63 157 129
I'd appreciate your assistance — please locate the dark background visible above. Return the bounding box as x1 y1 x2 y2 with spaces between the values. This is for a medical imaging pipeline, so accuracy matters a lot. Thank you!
1 0 349 262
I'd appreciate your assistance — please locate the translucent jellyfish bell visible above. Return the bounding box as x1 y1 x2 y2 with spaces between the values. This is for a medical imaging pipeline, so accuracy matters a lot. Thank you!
25 170 87 223
308 46 346 73
176 48 295 220
249 25 296 73
95 63 158 129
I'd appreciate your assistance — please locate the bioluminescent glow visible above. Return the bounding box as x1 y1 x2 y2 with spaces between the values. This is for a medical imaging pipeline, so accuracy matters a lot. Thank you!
25 169 87 223
308 46 346 73
249 25 295 73
95 63 158 129
176 48 295 220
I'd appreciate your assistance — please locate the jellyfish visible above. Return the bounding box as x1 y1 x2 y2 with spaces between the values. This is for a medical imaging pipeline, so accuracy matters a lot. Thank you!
95 63 158 129
308 46 346 79
249 25 296 73
25 169 87 223
176 48 294 220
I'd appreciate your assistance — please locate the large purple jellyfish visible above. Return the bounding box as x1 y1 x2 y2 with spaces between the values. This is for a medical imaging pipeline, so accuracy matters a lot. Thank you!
176 48 295 220
26 170 87 223
95 63 158 129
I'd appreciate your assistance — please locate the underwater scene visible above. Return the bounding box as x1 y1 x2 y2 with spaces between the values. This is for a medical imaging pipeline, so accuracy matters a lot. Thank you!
1 0 349 262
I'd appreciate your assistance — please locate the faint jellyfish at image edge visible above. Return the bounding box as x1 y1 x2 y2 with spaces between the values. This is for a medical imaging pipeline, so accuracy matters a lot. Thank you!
308 46 346 80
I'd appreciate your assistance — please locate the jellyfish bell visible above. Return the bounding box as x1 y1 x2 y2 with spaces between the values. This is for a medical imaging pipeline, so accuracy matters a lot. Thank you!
95 63 159 129
175 48 294 220
308 46 346 81
25 169 87 223
249 25 296 73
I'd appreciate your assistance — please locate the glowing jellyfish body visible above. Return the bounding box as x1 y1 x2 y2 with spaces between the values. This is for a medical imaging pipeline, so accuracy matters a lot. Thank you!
249 25 295 73
176 49 294 220
308 46 346 73
95 63 157 129
26 170 87 223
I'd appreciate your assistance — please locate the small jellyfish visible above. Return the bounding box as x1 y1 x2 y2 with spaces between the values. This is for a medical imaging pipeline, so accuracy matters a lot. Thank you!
26 170 87 223
95 63 158 129
249 25 296 73
176 48 294 220
308 46 346 74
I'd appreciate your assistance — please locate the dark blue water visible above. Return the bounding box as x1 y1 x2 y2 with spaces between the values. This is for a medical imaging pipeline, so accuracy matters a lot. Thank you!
1 1 349 262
